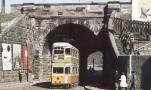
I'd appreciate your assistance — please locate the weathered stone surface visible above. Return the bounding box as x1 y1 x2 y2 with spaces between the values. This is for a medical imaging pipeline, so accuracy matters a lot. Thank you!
0 2 131 86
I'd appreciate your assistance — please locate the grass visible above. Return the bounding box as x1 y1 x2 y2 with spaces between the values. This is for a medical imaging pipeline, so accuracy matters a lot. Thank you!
115 39 124 54
0 13 21 23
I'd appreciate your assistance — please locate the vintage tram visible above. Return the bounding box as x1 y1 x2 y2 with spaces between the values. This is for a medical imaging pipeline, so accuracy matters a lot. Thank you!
51 42 79 87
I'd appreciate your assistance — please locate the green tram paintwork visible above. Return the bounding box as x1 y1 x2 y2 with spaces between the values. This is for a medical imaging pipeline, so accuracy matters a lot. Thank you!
51 42 79 86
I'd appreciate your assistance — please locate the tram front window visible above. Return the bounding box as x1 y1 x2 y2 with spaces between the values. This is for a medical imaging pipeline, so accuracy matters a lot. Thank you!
54 50 64 54
53 67 64 74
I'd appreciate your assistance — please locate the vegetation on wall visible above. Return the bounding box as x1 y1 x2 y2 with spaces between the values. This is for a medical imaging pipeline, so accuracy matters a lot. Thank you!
115 39 124 54
120 14 131 20
0 13 20 23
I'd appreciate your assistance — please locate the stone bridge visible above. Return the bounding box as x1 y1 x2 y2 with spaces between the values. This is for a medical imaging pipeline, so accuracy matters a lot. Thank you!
0 2 131 89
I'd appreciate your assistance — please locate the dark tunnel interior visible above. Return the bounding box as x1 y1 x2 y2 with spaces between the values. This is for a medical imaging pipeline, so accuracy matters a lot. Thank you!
45 23 117 88
45 23 104 84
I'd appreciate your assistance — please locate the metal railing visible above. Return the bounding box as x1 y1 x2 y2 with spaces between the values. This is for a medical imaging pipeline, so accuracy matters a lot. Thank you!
113 18 151 55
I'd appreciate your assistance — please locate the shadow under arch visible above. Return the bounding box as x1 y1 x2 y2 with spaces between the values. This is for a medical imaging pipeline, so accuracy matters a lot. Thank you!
141 57 151 90
86 51 103 84
96 24 118 88
45 23 104 85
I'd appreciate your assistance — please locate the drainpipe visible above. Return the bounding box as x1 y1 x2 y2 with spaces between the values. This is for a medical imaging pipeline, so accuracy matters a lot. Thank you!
129 54 132 76
25 41 29 82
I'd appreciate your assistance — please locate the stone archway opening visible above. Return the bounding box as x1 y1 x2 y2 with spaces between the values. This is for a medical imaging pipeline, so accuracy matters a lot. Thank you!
44 23 104 85
87 51 103 70
86 51 103 84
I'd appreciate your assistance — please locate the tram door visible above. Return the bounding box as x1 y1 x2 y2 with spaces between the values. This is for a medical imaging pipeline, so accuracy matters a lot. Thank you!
65 67 70 83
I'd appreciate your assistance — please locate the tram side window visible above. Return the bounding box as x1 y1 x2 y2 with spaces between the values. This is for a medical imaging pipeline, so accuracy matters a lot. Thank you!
72 67 76 74
65 67 70 74
73 49 78 57
65 48 71 55
53 67 63 74
76 67 79 74
77 51 79 58
75 50 77 57
72 49 75 57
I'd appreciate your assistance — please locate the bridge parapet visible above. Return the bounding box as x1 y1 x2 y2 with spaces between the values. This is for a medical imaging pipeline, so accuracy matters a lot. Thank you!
32 8 103 17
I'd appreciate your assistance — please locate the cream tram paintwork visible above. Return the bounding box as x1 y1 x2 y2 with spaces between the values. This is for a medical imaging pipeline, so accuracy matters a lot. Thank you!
51 42 79 86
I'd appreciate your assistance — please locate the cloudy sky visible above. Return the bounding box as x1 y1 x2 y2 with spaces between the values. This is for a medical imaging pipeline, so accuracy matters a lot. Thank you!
5 0 131 13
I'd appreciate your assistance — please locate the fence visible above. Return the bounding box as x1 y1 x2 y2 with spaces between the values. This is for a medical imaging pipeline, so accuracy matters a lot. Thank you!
113 18 151 54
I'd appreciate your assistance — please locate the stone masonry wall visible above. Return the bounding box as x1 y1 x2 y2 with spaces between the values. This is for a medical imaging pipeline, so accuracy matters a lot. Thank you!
0 14 53 83
0 50 28 83
39 57 51 81
0 15 37 83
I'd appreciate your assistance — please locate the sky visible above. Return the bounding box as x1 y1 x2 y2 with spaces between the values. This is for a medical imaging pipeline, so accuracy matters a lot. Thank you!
5 0 131 13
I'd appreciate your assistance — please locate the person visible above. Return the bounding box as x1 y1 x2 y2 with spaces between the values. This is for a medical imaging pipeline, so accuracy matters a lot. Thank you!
20 7 24 14
130 71 136 90
32 74 35 80
119 72 128 90
114 70 120 90
18 70 22 83
89 66 92 71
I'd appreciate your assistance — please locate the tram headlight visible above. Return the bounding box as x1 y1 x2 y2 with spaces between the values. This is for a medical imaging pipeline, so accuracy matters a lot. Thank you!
57 77 59 80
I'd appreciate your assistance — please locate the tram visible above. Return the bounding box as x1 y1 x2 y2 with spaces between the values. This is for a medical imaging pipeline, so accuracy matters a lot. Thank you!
51 42 79 87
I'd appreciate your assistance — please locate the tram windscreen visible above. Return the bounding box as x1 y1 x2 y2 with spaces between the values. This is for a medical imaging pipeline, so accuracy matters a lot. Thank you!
53 67 63 74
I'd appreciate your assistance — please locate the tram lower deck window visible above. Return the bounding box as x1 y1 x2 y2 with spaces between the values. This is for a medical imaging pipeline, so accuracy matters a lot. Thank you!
53 67 63 74
65 67 70 74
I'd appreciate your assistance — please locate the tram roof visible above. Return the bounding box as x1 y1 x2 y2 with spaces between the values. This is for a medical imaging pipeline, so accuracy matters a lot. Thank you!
53 42 73 47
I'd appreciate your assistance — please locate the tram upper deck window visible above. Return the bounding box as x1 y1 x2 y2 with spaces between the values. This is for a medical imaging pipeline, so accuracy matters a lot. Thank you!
54 50 64 54
65 48 71 55
53 67 64 74
54 47 64 49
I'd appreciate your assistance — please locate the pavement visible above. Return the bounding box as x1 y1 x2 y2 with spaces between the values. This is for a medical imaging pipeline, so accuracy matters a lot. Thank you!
0 80 39 90
84 86 110 90
0 80 110 90
0 80 84 90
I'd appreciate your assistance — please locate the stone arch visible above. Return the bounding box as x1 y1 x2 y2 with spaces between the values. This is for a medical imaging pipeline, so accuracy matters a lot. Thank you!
33 17 103 57
43 23 103 84
35 17 116 88
35 17 103 40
